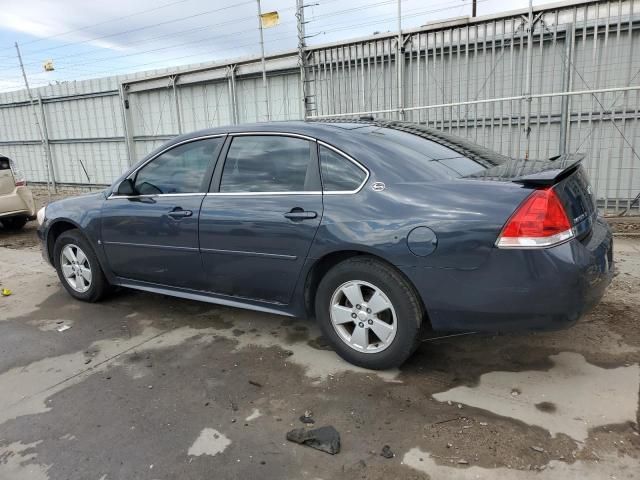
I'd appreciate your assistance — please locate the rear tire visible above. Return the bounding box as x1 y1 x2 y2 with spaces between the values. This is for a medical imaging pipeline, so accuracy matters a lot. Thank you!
53 229 110 302
315 256 424 370
1 216 28 230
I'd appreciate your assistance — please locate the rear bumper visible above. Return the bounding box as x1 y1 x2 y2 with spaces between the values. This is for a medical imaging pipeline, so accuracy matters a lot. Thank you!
401 217 614 332
0 186 36 219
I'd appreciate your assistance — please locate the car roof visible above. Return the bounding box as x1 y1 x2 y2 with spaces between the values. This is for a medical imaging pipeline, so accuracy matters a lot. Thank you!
174 119 507 167
151 119 508 184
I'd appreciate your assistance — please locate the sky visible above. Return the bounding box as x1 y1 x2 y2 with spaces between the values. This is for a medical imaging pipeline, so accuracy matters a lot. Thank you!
0 0 558 92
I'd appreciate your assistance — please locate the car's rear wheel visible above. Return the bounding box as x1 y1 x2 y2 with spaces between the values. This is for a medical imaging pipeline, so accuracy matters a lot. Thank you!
53 229 110 302
315 256 424 370
1 216 28 230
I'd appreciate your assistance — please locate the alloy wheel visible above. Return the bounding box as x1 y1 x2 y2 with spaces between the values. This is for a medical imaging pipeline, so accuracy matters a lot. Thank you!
60 244 92 293
329 280 397 354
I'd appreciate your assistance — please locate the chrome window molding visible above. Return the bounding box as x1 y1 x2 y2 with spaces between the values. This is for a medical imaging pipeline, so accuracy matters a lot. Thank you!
317 140 370 195
109 131 370 198
207 192 322 197
229 131 318 142
107 192 205 200
110 133 228 197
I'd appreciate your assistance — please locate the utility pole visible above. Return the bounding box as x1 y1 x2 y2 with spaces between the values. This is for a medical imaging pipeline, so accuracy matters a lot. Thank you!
257 0 271 121
397 0 404 120
523 0 534 159
296 0 312 119
15 42 53 196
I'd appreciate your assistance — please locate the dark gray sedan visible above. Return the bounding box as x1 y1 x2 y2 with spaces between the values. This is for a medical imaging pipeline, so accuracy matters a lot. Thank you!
37 120 613 369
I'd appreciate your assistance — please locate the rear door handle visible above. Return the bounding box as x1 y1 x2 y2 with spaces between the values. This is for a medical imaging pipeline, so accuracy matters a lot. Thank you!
168 208 193 219
284 209 317 220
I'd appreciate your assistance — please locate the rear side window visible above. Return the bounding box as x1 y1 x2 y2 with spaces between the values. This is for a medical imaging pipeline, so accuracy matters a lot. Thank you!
220 136 314 193
0 157 10 170
319 145 367 192
134 137 222 195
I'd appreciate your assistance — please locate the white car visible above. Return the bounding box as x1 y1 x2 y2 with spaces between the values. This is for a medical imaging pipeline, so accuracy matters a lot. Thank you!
0 155 36 230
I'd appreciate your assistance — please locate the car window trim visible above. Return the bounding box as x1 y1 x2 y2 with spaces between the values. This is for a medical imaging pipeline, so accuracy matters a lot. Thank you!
108 132 370 198
107 133 227 199
210 132 320 195
317 140 370 195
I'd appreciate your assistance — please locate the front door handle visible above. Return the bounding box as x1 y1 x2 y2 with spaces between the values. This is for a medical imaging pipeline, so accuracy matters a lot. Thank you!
284 208 317 220
168 208 193 219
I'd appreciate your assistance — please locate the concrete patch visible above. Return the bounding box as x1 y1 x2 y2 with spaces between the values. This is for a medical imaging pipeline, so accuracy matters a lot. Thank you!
432 352 639 442
0 441 50 480
187 428 231 457
402 448 640 479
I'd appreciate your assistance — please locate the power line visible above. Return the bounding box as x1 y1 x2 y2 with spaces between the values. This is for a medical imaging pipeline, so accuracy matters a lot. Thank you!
11 14 279 70
23 33 299 84
51 22 297 72
0 0 255 61
0 0 195 54
307 0 487 37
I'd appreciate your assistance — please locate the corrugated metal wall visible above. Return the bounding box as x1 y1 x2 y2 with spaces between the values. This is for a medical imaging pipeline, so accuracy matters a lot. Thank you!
0 0 639 213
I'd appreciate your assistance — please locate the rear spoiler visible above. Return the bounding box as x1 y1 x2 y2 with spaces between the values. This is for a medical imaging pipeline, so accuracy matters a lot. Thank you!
464 154 585 187
512 154 584 187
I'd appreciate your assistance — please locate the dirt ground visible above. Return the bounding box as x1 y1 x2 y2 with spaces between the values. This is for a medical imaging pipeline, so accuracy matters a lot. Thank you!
0 198 639 479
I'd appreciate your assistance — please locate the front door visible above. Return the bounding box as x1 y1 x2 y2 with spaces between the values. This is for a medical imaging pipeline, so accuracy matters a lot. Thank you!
199 134 323 304
101 136 224 290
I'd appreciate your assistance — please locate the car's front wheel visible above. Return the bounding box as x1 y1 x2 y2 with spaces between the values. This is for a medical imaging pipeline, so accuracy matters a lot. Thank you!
1 216 28 230
53 229 110 302
315 256 424 370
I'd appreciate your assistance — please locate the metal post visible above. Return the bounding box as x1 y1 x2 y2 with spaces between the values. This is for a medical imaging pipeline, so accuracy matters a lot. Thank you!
559 24 573 155
523 0 534 159
257 0 271 121
171 75 182 134
227 65 239 125
296 0 312 119
37 94 56 193
15 42 51 198
118 84 136 166
472 0 477 17
397 0 404 120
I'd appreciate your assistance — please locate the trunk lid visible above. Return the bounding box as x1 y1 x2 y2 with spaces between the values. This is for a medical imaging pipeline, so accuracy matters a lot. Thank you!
0 157 16 196
465 154 597 234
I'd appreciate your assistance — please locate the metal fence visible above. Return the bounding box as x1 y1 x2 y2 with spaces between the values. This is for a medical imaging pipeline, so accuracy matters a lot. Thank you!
0 0 639 214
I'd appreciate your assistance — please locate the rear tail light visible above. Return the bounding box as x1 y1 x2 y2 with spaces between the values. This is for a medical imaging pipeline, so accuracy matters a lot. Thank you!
15 179 26 187
496 188 574 249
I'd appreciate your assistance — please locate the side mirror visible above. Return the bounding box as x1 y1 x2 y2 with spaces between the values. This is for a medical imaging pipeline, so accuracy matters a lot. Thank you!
116 178 136 196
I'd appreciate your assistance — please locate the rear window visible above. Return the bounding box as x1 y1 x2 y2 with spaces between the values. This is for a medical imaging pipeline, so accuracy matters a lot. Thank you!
367 127 498 179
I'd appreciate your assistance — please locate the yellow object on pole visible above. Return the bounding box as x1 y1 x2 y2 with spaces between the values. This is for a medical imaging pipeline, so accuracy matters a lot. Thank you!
260 11 279 28
43 60 55 72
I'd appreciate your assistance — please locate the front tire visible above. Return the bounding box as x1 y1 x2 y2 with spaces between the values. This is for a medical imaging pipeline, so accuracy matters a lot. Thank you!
1 216 28 230
315 256 424 370
53 229 110 302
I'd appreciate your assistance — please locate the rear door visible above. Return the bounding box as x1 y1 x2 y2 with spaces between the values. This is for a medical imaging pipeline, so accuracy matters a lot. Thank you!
0 157 15 195
199 133 323 304
101 136 224 290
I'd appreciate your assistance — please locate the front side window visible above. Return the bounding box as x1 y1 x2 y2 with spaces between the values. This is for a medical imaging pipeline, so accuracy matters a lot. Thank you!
219 136 314 193
134 137 222 195
319 145 367 192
